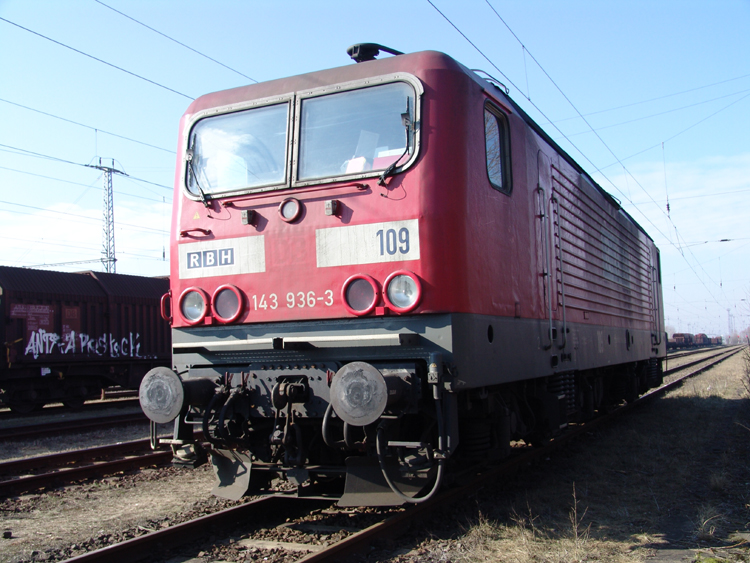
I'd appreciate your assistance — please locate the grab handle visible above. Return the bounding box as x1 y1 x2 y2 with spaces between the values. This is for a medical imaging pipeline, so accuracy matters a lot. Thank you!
160 291 172 323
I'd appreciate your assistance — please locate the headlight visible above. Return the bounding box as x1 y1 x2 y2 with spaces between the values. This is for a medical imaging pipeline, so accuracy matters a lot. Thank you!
179 287 208 324
212 284 243 323
342 274 378 316
384 270 421 313
278 197 302 222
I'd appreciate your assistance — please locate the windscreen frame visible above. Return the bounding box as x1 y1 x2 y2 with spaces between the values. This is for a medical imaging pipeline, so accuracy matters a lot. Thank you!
181 93 295 201
291 73 423 188
179 73 424 201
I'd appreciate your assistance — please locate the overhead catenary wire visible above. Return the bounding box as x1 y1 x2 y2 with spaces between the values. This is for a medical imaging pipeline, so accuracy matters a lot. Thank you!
94 0 258 84
0 97 175 154
0 143 173 191
548 72 750 125
426 1 673 239
558 87 750 138
0 165 171 204
0 234 166 260
427 0 737 318
25 252 167 268
0 200 169 235
662 143 670 217
0 16 195 101
504 3 737 307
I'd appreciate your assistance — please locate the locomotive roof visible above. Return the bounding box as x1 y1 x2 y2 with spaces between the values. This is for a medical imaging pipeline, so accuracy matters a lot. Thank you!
184 50 463 116
184 48 653 243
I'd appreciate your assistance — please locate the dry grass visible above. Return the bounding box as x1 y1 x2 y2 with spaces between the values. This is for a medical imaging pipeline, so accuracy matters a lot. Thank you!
386 350 750 563
694 505 727 542
742 347 750 398
440 494 640 563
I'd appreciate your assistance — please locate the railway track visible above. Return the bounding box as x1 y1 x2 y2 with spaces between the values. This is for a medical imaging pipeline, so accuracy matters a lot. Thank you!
0 411 147 441
0 439 172 497
0 396 140 422
666 345 741 362
663 345 743 376
48 345 744 563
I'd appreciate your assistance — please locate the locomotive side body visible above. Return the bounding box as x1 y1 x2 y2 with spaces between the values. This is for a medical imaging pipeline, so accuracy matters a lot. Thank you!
142 49 665 505
0 266 170 411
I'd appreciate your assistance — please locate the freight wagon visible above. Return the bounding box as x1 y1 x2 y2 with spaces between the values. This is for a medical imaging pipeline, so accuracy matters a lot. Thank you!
0 266 170 412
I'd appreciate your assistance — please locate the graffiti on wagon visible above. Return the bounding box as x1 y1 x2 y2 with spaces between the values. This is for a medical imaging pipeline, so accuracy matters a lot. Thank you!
10 304 152 360
22 328 146 360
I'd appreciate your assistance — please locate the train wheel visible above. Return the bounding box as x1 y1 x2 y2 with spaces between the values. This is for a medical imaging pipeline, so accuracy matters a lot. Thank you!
8 402 38 414
527 432 551 448
623 368 639 404
63 398 86 409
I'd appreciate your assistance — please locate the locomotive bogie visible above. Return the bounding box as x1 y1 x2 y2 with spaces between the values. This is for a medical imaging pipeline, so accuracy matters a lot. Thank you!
146 47 666 506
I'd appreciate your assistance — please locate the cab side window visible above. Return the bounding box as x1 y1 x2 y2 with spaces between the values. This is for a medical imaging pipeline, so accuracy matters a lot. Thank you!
484 105 512 194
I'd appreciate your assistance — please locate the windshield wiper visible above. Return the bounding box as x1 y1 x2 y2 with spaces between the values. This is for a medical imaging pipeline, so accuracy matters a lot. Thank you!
186 146 212 208
378 99 413 187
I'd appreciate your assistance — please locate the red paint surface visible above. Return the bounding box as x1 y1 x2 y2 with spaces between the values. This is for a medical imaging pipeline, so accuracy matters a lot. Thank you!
170 51 660 334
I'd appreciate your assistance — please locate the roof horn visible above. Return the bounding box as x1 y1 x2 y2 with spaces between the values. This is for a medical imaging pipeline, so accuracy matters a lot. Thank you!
347 43 403 63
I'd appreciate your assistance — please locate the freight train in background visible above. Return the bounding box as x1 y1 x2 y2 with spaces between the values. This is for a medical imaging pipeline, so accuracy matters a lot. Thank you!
138 44 667 506
667 332 723 351
0 266 170 413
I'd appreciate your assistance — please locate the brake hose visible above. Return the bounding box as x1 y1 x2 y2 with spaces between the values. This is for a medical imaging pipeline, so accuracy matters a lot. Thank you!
375 392 446 504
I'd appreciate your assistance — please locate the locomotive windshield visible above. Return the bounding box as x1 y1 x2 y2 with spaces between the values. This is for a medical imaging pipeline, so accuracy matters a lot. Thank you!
184 80 417 197
187 102 289 195
298 82 415 181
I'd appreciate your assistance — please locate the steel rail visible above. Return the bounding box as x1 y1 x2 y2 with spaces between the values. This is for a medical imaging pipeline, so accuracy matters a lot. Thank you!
0 438 155 475
1 433 209 497
666 345 732 360
663 346 742 377
0 451 173 497
61 496 332 563
666 344 740 360
0 412 147 441
0 397 140 419
0 445 173 498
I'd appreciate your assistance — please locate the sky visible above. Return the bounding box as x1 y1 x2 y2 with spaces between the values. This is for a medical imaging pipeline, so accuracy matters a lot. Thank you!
0 0 748 338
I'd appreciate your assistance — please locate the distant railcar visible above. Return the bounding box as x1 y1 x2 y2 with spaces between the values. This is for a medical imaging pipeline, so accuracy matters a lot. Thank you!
139 45 666 506
694 333 709 347
0 266 170 412
671 333 694 349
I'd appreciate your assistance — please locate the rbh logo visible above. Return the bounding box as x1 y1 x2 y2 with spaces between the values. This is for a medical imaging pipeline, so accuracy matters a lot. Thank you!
187 248 234 269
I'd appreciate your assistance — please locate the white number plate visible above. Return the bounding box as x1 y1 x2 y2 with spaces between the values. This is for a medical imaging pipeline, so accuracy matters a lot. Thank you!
315 219 420 268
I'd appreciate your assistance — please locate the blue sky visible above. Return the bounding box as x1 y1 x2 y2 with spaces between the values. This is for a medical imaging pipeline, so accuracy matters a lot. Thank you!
1 0 748 337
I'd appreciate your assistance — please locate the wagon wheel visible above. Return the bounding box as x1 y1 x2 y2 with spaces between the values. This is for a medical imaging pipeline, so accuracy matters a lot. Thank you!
63 397 86 409
8 401 38 414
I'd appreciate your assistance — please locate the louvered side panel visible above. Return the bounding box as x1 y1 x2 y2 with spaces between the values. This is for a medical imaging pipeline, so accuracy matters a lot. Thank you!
551 166 654 329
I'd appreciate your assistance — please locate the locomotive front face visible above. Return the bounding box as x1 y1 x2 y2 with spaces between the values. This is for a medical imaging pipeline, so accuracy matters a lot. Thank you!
174 73 425 326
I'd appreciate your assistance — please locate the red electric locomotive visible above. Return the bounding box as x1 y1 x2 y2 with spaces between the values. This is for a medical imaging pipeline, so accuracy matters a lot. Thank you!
140 44 666 506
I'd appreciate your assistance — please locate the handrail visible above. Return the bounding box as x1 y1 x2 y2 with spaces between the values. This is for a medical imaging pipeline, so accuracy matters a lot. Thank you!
536 186 553 350
552 196 568 350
